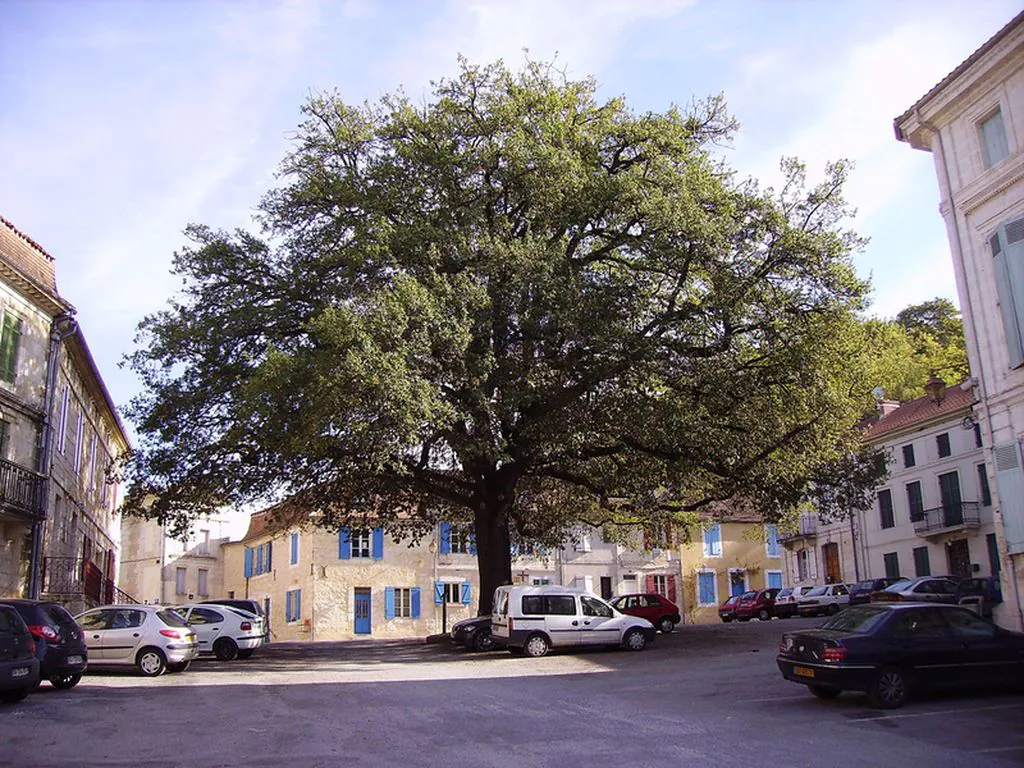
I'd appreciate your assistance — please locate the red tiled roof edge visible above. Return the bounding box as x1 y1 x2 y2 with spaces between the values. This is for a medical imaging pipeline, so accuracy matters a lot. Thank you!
864 385 974 441
0 214 55 262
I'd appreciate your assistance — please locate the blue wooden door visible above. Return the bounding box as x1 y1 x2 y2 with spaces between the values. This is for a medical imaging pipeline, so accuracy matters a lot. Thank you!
354 589 372 635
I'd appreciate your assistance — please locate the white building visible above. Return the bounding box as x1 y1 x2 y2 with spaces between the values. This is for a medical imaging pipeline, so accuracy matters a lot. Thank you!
895 10 1024 628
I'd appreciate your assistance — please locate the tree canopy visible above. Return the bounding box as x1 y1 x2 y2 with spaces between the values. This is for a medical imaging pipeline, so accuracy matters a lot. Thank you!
124 59 880 612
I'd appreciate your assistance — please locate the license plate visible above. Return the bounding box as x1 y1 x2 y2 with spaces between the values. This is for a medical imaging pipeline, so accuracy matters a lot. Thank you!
793 666 815 678
65 656 83 665
11 666 29 678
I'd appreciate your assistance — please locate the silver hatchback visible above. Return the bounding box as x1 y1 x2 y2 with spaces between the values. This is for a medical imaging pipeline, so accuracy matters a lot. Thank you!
75 605 199 677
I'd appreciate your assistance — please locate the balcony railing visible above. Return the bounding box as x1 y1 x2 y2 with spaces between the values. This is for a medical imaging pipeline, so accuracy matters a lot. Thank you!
0 457 45 518
41 557 139 607
779 515 817 543
911 501 981 536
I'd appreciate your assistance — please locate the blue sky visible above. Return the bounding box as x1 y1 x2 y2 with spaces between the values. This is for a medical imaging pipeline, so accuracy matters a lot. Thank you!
1 0 1020 431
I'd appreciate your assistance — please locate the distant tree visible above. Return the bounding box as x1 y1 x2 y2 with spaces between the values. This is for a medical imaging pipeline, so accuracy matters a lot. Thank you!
124 59 878 614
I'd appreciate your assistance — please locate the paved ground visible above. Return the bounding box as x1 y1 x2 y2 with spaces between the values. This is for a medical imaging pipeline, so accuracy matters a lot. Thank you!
4 617 1023 768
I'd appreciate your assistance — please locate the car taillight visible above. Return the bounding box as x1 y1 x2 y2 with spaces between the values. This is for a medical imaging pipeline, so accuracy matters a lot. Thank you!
508 617 514 631
159 629 182 639
823 646 847 662
240 621 252 631
27 624 59 642
28 637 36 654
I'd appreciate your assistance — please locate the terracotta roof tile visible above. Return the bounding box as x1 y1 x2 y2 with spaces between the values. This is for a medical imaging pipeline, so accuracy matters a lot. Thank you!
864 384 974 441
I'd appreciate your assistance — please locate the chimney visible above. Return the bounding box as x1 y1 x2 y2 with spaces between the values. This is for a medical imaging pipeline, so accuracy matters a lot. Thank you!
877 400 900 418
925 371 947 403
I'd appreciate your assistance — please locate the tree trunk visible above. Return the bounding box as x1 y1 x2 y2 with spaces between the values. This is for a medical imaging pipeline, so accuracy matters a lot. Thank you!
473 499 512 616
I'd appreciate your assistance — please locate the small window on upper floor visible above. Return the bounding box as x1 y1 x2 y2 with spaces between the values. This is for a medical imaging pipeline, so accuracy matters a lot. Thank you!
979 109 1010 169
937 432 951 458
902 444 915 468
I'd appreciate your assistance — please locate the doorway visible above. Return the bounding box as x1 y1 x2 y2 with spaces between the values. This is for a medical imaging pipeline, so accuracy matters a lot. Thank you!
822 542 842 584
354 588 372 634
600 576 613 600
946 539 971 579
938 471 963 526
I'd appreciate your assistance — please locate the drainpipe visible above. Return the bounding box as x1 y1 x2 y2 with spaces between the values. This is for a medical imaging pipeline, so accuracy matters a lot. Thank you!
915 110 1024 629
848 503 861 582
28 312 78 599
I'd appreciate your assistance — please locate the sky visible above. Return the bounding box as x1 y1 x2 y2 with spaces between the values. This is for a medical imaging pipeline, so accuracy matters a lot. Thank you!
1 0 1021 444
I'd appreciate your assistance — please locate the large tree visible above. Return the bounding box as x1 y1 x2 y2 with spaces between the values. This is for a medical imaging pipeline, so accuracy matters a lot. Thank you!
125 60 877 613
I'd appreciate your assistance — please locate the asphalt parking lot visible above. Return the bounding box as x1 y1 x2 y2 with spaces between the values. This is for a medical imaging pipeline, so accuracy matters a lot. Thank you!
4 617 1022 768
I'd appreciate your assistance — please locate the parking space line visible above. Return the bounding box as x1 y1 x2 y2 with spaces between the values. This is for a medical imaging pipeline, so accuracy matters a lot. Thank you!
976 746 1024 754
848 703 1022 723
746 695 811 704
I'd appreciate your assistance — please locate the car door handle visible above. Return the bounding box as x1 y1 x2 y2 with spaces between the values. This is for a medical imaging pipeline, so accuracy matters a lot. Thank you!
572 621 579 626
584 621 591 625
133 633 140 638
92 634 101 640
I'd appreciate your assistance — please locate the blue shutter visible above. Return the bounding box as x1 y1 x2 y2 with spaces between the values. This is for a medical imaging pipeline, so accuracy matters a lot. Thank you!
698 572 715 604
460 581 471 605
244 548 253 578
266 541 273 571
338 528 350 560
767 572 783 589
434 581 444 605
291 533 299 565
285 590 293 622
439 523 451 554
385 587 395 619
256 544 264 575
411 587 421 618
765 525 780 558
468 529 477 555
372 528 384 560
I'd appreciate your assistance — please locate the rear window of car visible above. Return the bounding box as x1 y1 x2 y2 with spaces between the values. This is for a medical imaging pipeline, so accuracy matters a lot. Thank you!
157 609 189 627
39 603 77 628
0 606 27 633
820 606 889 633
807 586 828 596
494 590 509 616
521 595 576 616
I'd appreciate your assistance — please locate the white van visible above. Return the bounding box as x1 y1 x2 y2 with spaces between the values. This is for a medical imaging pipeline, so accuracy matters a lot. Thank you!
490 584 655 657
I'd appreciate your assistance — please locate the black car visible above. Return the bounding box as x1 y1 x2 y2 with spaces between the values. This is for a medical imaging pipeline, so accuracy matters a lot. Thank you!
449 616 496 652
848 577 907 606
777 603 1024 709
0 603 40 703
4 599 87 689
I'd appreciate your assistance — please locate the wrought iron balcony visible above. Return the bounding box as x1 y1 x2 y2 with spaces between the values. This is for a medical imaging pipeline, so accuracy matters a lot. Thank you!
911 501 981 537
0 457 45 518
41 557 138 607
779 515 817 543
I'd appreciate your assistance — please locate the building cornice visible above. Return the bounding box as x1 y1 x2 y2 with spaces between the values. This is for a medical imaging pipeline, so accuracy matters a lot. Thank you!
954 150 1024 216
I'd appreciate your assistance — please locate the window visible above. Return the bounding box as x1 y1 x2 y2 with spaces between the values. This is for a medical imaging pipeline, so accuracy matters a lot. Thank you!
449 525 472 554
351 529 371 558
437 582 469 605
902 444 915 468
979 109 1010 168
912 546 931 577
937 433 951 458
977 464 992 507
573 531 592 552
797 549 810 581
990 215 1024 369
245 542 273 576
580 596 612 618
906 481 924 522
385 587 416 619
878 489 895 529
0 419 8 460
175 567 187 595
766 571 784 589
891 609 948 640
531 578 551 585
651 574 668 597
73 409 84 473
702 523 722 557
729 568 747 596
697 571 717 606
285 589 302 622
197 568 209 597
290 532 299 565
88 433 98 491
764 524 780 558
57 385 70 454
198 529 210 555
0 311 22 384
942 607 996 640
974 422 983 449
521 594 576 615
883 552 900 579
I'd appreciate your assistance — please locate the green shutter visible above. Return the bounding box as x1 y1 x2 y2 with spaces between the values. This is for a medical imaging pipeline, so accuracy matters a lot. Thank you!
0 313 21 383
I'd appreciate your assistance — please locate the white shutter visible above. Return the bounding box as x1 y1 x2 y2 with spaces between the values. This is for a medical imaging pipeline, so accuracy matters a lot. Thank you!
992 219 1024 369
994 440 1024 555
808 549 819 580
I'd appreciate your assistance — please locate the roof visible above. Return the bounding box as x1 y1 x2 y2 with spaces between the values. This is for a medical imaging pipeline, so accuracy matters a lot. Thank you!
0 214 73 315
863 384 974 442
64 329 132 453
240 499 313 543
894 10 1024 139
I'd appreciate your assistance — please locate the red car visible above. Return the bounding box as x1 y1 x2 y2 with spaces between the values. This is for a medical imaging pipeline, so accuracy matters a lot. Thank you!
718 594 742 623
610 593 681 633
734 588 781 621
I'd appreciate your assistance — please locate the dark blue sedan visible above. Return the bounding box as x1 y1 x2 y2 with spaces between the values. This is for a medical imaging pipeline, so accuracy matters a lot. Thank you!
776 603 1024 708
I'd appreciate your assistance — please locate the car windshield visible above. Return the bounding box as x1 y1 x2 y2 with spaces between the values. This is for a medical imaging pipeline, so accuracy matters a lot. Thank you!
807 586 828 596
777 588 792 598
820 606 889 633
157 609 189 627
883 582 910 593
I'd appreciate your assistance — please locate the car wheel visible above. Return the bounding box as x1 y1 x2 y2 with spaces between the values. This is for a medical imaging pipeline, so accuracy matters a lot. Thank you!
0 687 30 703
236 649 254 660
827 604 841 615
869 666 909 709
809 685 841 700
758 609 771 621
473 630 496 652
738 616 751 622
658 617 675 634
720 616 732 623
523 634 550 658
214 637 239 661
623 628 647 651
136 647 167 677
167 661 191 673
49 673 82 690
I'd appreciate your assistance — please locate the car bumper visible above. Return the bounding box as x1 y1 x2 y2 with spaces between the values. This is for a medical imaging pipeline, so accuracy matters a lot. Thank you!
776 657 876 691
41 650 88 678
237 637 264 651
0 658 40 690
774 604 797 617
165 644 200 663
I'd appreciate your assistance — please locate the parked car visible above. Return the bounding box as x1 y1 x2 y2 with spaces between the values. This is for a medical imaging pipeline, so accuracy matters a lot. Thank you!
200 599 267 639
609 593 681 633
849 578 908 606
773 586 816 619
735 588 781 621
4 599 87 689
796 583 851 617
176 604 264 660
75 605 199 677
450 616 496 652
870 576 960 604
491 585 655 657
0 603 39 703
718 594 742 623
777 603 1024 708
955 577 1003 618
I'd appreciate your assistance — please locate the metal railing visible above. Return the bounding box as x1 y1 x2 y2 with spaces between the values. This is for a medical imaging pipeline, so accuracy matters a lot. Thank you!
41 556 139 606
911 501 981 535
0 457 45 517
779 515 817 542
